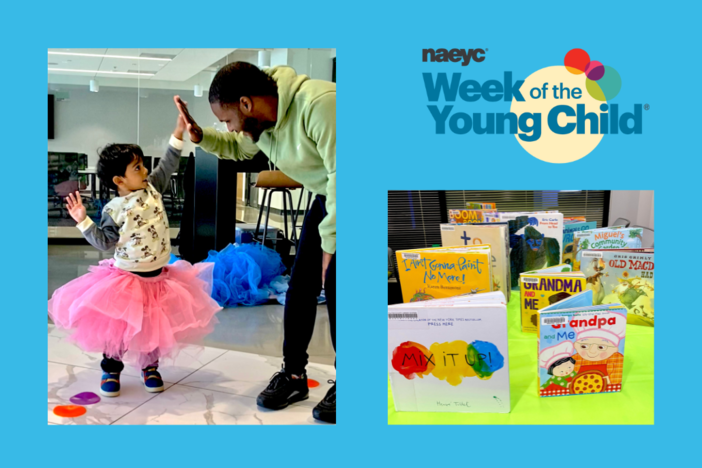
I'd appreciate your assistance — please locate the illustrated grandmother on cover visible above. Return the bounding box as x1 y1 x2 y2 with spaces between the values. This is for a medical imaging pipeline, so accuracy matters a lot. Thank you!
539 312 627 396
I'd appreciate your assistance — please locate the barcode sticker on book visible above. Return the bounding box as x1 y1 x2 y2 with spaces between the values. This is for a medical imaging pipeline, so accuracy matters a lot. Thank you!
575 231 591 238
389 312 419 321
542 316 567 325
582 251 603 258
441 225 455 231
402 253 421 260
500 213 518 220
522 277 539 284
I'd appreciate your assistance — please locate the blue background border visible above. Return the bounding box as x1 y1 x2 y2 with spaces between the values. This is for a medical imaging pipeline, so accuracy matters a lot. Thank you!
3 0 694 465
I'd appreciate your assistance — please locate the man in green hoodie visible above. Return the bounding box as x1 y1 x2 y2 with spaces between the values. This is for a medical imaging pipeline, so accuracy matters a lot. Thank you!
174 62 335 424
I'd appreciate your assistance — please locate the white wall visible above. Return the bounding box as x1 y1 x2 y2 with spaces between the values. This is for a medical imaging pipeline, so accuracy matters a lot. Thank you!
608 190 654 229
288 49 334 81
49 86 219 167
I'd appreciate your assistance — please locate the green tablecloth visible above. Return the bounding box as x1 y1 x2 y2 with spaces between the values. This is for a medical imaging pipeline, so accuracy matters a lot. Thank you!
388 290 654 424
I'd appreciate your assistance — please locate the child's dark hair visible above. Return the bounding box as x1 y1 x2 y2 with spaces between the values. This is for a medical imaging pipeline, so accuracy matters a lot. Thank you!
547 357 576 375
97 144 144 190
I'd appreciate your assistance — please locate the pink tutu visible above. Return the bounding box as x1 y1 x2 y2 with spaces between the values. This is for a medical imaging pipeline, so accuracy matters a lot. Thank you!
48 259 222 369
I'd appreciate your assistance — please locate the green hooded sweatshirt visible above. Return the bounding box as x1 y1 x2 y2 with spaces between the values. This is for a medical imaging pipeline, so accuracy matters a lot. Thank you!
197 66 336 254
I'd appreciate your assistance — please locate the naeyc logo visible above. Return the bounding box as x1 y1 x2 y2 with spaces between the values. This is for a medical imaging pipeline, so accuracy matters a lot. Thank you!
423 48 643 163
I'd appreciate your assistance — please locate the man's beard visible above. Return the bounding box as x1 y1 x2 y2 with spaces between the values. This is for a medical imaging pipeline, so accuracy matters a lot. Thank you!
242 117 274 142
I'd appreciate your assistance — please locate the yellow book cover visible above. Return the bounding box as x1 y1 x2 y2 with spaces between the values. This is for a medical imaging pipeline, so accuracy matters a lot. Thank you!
448 209 497 224
396 245 492 303
520 265 587 334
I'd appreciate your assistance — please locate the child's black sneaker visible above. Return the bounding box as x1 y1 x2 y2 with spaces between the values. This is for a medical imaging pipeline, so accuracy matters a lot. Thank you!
100 372 121 397
141 367 164 393
312 380 336 424
256 366 309 410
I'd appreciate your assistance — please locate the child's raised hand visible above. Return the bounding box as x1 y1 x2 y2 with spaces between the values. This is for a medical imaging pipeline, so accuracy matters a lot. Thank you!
66 191 87 224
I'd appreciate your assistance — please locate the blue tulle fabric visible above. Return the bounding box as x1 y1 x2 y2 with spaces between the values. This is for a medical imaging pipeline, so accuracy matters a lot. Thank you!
201 243 287 307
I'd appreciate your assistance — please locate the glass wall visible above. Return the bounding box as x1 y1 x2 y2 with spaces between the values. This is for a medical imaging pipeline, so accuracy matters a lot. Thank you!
48 48 336 237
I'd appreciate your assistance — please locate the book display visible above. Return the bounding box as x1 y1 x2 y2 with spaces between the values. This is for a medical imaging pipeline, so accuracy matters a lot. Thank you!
390 197 653 422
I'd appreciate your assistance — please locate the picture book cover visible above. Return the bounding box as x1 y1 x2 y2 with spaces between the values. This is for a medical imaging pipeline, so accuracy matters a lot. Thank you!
572 227 644 270
579 249 654 327
538 290 627 398
465 202 496 210
562 221 597 264
448 209 497 224
396 245 493 303
498 213 565 288
564 217 587 224
520 264 586 334
483 211 559 223
440 223 510 301
388 292 510 413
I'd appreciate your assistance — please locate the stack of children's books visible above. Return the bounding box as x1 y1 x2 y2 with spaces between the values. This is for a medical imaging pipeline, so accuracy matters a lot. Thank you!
537 290 627 397
388 291 510 412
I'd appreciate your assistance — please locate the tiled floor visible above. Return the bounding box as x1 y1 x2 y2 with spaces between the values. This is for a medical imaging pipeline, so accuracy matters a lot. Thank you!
48 325 335 425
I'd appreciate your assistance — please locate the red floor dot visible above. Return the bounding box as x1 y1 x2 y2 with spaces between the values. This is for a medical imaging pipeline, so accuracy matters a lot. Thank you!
53 405 87 418
308 379 320 388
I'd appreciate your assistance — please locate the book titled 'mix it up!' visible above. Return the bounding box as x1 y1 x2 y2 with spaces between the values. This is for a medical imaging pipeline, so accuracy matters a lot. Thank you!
388 292 510 413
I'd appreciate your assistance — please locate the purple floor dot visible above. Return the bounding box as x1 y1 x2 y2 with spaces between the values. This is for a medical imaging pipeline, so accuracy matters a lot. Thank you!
70 392 101 405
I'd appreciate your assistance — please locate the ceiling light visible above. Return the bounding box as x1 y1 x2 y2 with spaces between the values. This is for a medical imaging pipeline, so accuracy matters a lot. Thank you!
90 80 99 92
48 51 171 61
48 68 155 76
194 85 203 97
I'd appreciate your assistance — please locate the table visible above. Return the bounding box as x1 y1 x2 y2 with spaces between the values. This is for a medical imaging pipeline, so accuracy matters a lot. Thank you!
78 167 179 203
387 290 654 425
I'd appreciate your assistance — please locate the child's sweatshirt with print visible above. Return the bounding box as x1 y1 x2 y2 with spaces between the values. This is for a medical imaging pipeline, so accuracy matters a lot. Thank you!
75 136 183 272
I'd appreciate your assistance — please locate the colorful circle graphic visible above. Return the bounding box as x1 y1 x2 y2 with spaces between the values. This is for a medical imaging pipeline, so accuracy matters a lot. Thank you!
565 49 622 101
564 48 590 74
584 61 605 81
586 65 622 101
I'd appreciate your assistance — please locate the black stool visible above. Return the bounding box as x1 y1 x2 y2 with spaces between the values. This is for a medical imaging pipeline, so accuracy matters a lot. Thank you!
254 171 310 249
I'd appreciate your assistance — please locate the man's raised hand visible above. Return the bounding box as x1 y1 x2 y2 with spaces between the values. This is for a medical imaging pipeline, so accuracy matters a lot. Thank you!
174 95 203 143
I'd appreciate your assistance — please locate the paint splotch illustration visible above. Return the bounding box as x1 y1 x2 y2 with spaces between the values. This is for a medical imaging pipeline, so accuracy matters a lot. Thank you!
430 341 477 386
468 340 504 379
391 341 435 380
391 340 505 386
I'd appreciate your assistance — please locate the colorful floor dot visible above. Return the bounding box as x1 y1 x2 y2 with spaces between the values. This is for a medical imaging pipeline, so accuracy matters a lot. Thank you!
308 379 320 388
70 392 101 405
53 405 87 418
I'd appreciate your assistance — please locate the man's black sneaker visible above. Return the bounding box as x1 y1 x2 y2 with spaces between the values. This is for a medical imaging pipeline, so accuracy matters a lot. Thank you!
256 366 309 410
312 380 336 424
